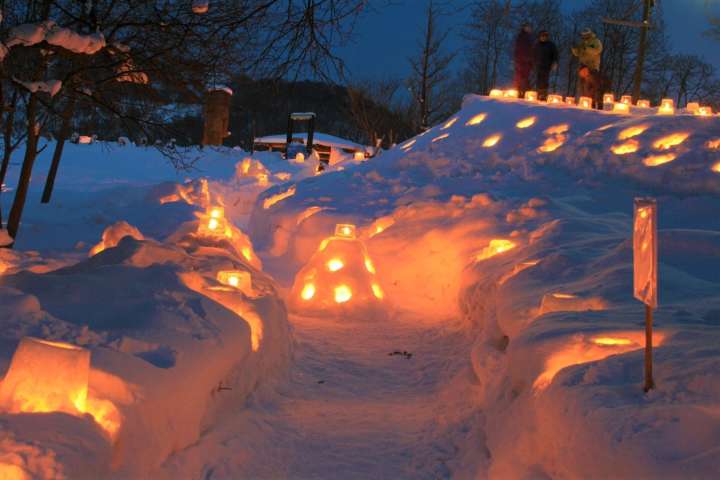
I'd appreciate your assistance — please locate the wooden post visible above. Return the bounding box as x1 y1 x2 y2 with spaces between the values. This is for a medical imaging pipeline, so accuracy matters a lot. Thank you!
633 197 658 392
644 304 654 392
632 0 652 102
202 88 232 146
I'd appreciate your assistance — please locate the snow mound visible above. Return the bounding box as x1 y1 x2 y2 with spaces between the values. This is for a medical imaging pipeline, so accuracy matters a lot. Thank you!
0 229 290 476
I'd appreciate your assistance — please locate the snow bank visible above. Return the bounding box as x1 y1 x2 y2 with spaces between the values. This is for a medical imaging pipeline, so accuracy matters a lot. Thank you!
0 229 290 476
244 95 720 477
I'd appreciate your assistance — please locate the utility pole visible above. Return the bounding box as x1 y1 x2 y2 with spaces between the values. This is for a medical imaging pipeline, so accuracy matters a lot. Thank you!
631 0 653 102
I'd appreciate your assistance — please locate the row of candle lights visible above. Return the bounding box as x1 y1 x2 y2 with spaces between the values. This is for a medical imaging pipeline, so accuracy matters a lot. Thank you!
488 89 714 116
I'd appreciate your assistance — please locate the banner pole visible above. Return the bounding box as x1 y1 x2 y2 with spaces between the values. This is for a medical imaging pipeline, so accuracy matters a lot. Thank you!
644 304 654 392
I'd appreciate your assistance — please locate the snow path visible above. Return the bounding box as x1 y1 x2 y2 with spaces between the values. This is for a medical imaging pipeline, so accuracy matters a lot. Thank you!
159 311 488 479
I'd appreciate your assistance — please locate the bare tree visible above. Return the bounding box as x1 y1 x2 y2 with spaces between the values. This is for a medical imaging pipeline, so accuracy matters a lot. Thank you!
0 0 369 245
408 0 456 131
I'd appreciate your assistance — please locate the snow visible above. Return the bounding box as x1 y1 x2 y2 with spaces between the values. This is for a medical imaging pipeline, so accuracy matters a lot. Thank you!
1 94 719 478
15 78 62 96
208 85 233 96
255 132 370 153
7 21 105 54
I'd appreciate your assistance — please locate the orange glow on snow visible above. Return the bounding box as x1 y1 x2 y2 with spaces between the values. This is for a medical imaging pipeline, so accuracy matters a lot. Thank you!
369 216 395 237
643 153 676 166
524 91 538 101
209 206 224 219
498 259 540 285
516 116 536 129
658 99 674 115
652 132 689 150
334 285 352 303
482 134 502 147
592 337 633 346
538 135 566 153
611 140 639 155
327 258 344 272
612 102 630 113
256 173 269 186
263 186 296 209
401 139 416 149
466 113 487 126
432 133 449 143
552 293 577 299
476 239 516 261
335 224 356 239
603 93 614 104
547 94 562 104
578 96 592 109
275 172 292 181
545 124 569 135
489 89 503 97
533 331 666 392
712 162 720 173
618 124 649 140
442 117 459 129
637 99 650 108
217 270 251 291
301 283 316 300
297 206 324 225
0 338 120 438
706 139 720 150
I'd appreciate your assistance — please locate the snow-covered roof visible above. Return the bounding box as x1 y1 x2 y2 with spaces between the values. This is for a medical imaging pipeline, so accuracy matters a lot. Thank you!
254 132 368 152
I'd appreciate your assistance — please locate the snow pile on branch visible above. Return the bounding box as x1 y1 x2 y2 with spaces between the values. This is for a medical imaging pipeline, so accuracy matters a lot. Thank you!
15 78 62 96
7 20 105 54
193 0 210 14
208 84 233 95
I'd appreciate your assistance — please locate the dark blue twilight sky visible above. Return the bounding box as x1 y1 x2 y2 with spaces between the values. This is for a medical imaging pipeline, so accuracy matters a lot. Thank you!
336 0 720 81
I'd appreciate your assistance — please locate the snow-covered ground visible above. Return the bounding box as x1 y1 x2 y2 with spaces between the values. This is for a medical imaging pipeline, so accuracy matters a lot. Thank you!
1 96 719 479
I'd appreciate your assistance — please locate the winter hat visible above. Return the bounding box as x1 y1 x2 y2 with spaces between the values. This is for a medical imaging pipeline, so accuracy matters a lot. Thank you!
581 28 593 37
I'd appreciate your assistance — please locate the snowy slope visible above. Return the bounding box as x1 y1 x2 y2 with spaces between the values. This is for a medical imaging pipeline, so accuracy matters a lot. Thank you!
0 95 719 479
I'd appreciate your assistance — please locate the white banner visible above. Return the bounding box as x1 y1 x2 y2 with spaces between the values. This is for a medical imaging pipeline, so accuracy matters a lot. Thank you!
633 198 658 308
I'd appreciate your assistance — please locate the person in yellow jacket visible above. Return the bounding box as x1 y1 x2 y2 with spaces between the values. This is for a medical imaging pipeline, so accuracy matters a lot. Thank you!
572 28 602 71
573 28 603 106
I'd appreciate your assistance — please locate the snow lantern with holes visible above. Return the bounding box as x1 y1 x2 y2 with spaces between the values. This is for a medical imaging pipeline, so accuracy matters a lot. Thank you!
289 223 385 314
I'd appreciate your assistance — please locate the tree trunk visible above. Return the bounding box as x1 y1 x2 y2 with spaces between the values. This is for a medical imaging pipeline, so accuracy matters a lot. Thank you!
41 97 76 203
7 93 40 242
632 0 651 101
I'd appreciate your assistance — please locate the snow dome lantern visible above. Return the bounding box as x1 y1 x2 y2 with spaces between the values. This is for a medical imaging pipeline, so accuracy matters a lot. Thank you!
290 223 385 313
579 96 592 109
565 96 575 105
686 102 700 113
489 89 503 97
620 95 632 105
637 99 651 108
504 89 519 98
695 106 713 117
524 90 538 101
658 99 674 115
547 94 562 104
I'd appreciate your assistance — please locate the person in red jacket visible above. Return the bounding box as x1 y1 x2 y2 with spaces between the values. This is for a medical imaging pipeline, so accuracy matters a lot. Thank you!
513 23 534 96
